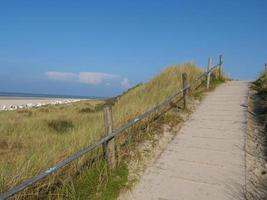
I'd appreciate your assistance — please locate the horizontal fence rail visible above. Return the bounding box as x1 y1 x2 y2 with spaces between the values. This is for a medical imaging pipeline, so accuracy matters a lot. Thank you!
0 56 224 200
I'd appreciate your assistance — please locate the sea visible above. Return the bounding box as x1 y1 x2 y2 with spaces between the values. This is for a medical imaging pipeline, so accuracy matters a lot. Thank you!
0 92 105 100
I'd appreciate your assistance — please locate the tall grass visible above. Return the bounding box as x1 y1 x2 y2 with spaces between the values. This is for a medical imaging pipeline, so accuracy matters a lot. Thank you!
0 100 105 194
112 63 202 128
0 63 216 198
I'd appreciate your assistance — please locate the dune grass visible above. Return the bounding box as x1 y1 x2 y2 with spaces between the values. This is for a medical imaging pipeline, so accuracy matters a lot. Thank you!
0 63 222 199
253 70 267 94
0 100 105 194
246 71 267 199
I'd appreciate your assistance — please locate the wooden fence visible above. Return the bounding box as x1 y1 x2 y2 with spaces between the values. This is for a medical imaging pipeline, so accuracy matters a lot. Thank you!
0 55 224 199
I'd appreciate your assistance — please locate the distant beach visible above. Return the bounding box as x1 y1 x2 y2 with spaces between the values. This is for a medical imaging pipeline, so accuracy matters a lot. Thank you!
0 96 78 106
0 97 82 111
0 92 101 111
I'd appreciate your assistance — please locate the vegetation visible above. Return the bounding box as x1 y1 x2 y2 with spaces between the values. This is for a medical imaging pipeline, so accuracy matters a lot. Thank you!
56 161 128 200
253 70 267 95
0 63 223 199
247 71 267 199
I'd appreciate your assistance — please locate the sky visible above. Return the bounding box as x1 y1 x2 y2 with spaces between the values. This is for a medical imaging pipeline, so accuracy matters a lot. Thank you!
0 0 266 97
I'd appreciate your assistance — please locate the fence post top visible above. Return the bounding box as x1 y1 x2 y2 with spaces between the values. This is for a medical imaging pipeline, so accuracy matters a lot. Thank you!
219 54 224 63
208 57 212 64
182 73 187 78
103 104 113 109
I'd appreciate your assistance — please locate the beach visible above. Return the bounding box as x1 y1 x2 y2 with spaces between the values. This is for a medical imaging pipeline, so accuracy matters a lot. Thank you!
0 97 81 111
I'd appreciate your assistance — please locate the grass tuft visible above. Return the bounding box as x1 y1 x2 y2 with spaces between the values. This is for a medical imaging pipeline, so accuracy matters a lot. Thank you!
16 109 33 117
79 107 95 113
56 161 128 200
47 119 74 133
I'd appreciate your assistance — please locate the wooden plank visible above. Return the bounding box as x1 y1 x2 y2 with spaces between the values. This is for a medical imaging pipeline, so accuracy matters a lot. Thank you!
182 73 188 109
219 55 223 79
103 105 116 169
207 58 212 89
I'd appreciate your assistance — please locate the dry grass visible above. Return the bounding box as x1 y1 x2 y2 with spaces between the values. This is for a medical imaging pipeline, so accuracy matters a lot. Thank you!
0 63 216 198
0 100 105 194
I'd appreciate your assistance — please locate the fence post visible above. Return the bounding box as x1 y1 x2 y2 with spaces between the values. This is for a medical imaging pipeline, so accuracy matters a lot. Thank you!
265 63 267 71
219 54 223 79
207 57 212 89
182 73 188 109
103 104 116 169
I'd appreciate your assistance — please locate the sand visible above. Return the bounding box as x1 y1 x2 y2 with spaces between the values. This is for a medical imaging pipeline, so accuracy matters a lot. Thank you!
0 97 63 106
0 97 81 110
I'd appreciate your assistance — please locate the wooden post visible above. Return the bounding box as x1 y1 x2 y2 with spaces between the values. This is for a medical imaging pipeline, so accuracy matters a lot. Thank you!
207 58 212 89
219 54 223 79
182 73 188 109
103 105 116 169
265 63 267 71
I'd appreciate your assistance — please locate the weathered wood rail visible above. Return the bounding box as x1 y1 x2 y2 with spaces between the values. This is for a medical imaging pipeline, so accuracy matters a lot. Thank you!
0 55 224 199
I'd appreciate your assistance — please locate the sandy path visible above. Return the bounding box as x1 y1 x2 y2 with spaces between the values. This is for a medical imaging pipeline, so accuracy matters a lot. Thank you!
120 81 249 200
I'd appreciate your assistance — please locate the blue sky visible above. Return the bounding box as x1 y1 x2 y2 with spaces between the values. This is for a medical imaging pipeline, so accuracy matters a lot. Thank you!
0 0 266 97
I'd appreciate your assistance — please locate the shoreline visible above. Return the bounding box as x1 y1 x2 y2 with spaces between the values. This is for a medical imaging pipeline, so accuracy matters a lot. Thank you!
0 92 101 100
0 97 83 111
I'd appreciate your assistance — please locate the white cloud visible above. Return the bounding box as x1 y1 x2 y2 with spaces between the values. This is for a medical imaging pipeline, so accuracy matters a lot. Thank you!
78 72 118 85
45 72 78 82
45 71 119 85
121 78 130 88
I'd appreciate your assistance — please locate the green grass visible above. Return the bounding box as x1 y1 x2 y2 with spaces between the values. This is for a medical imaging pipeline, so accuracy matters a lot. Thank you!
53 161 128 200
253 70 267 97
0 63 223 199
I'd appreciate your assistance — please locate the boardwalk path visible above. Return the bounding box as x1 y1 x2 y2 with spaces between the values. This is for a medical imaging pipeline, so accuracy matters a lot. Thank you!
121 81 249 200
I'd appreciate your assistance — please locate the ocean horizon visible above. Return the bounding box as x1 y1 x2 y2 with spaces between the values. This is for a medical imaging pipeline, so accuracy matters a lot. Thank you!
0 92 106 100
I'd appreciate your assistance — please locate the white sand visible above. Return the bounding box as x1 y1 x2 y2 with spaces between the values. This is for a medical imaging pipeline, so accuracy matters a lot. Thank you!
0 97 81 110
0 97 62 106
